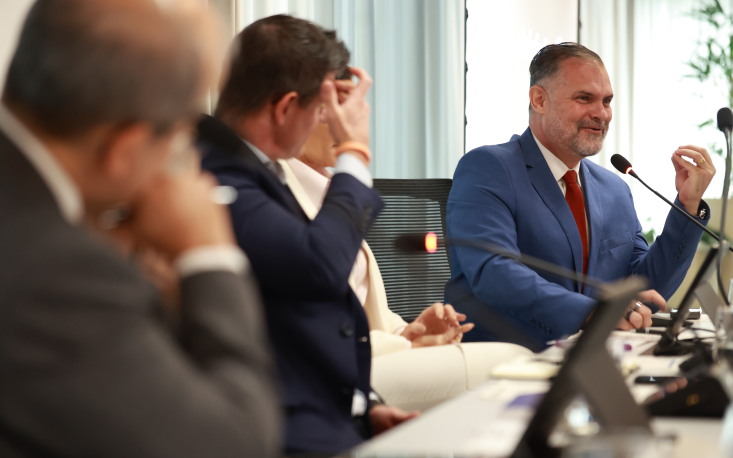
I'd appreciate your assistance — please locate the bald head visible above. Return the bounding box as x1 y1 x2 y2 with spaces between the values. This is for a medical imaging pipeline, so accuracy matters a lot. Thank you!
3 0 222 137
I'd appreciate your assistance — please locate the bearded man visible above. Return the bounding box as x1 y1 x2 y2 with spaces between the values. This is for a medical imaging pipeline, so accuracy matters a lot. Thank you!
445 42 714 351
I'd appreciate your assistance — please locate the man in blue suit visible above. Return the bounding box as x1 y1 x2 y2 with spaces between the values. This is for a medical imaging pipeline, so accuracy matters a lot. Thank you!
197 15 416 457
446 43 715 352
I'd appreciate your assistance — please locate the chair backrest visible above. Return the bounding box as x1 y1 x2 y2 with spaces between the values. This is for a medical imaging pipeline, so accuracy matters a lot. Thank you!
365 178 452 321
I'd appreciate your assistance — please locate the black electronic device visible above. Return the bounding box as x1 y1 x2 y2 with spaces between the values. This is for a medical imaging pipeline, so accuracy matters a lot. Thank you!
512 278 650 457
650 316 692 328
634 375 682 385
395 234 652 456
645 375 729 418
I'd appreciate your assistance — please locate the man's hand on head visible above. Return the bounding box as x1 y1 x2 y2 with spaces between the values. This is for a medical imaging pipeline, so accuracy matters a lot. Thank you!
321 66 372 155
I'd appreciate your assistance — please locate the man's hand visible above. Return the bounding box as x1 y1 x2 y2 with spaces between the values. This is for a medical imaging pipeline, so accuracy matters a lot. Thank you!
616 289 666 330
369 404 419 436
672 145 715 214
321 66 372 151
637 289 667 312
400 303 475 347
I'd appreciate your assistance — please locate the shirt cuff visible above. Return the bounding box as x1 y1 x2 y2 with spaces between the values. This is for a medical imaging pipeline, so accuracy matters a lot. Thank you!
334 152 372 187
174 245 248 277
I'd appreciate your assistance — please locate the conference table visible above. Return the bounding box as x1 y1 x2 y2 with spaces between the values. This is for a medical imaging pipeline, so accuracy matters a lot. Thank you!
351 318 731 457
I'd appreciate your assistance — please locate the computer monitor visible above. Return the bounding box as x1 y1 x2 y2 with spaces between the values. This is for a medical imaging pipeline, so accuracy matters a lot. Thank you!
512 277 651 457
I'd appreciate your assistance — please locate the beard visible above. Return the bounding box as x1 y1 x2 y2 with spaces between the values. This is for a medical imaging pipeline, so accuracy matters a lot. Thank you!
546 114 608 158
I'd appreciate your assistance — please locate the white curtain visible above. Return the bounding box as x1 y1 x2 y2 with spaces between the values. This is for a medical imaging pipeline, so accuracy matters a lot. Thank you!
464 0 579 153
211 0 466 179
581 0 730 234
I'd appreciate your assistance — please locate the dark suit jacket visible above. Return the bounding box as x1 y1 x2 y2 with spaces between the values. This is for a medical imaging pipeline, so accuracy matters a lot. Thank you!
0 129 280 457
197 115 384 455
446 128 707 351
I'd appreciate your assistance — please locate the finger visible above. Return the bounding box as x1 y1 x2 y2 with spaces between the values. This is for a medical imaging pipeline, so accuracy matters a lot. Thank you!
629 310 643 329
639 306 653 328
320 79 339 113
411 335 444 347
678 144 710 158
442 304 460 326
674 147 711 169
346 66 372 98
638 289 667 312
394 409 419 423
617 317 634 331
414 326 462 347
457 323 474 334
442 303 467 322
333 80 356 92
429 302 445 321
400 322 426 341
333 80 354 104
671 153 698 172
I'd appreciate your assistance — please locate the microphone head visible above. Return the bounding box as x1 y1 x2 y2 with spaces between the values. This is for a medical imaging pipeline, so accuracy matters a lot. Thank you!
717 107 733 133
610 154 636 177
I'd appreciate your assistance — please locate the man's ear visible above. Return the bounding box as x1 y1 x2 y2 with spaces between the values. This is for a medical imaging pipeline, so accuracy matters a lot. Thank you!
529 85 547 114
97 123 153 182
272 91 299 126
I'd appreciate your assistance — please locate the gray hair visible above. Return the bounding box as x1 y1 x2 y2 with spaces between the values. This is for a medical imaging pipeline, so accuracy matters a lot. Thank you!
529 42 604 87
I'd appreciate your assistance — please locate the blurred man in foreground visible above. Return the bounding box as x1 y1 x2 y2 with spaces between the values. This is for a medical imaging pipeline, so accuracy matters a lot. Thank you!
0 1 279 456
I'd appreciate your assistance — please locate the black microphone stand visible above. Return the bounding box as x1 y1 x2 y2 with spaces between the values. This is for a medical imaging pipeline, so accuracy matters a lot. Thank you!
717 107 733 306
648 109 733 417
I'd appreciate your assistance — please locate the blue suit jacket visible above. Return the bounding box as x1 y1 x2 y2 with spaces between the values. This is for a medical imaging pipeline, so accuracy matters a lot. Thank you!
446 128 707 351
197 116 384 455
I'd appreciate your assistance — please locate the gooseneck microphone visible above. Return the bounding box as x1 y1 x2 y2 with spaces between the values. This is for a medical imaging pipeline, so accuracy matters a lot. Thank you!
716 107 732 243
396 233 611 293
717 106 733 135
610 154 732 253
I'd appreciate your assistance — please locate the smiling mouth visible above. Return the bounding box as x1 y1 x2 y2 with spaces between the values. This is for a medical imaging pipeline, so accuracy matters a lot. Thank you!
581 126 604 134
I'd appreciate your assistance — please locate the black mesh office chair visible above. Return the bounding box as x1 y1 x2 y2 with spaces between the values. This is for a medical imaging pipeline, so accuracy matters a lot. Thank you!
365 179 453 322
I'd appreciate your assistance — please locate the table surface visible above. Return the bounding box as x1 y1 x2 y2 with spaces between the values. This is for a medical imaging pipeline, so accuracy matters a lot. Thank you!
351 323 730 457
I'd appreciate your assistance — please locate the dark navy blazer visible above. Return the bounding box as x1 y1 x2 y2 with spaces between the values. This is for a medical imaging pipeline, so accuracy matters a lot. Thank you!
197 115 383 455
446 127 707 351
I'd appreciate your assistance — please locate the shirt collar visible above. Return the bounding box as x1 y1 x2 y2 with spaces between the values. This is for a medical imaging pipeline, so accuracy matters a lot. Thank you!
532 132 582 189
0 103 83 223
243 139 287 185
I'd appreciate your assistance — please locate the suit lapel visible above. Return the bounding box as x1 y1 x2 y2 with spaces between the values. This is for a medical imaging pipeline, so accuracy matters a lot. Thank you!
581 161 603 281
197 115 308 220
519 130 585 285
0 129 64 219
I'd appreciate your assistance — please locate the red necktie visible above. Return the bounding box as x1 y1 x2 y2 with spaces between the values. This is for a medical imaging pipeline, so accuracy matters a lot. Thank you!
563 170 588 274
